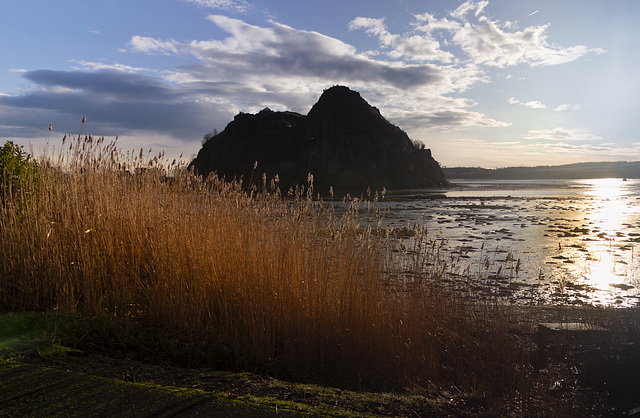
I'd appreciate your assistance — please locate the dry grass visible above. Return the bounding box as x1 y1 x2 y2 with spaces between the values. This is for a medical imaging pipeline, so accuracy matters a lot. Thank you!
0 135 523 395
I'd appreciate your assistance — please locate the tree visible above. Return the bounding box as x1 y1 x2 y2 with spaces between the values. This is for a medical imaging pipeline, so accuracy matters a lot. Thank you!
202 129 219 145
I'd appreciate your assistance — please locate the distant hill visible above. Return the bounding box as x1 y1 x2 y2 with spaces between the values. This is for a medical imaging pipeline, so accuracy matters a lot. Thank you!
444 161 640 180
190 86 447 193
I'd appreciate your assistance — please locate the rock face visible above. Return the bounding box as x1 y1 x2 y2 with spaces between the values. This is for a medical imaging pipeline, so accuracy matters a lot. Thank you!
190 86 448 193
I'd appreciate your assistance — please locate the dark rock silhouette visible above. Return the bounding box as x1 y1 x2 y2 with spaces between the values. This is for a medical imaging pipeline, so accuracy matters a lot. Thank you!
190 86 448 194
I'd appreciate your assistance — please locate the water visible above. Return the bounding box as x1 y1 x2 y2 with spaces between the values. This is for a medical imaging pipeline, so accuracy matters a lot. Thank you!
376 178 640 307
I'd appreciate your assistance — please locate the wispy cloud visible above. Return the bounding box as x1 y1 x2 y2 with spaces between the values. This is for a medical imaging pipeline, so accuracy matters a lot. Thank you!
181 0 250 13
351 0 606 69
508 97 546 109
348 17 455 62
524 127 603 142
450 19 604 67
450 0 489 19
128 36 180 55
525 101 546 109
554 103 582 112
70 60 156 74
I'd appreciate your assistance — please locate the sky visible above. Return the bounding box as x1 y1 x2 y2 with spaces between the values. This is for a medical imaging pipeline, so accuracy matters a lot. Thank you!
1 0 639 168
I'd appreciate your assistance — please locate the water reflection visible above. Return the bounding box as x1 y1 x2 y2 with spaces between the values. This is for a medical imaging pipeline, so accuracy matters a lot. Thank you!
578 179 640 303
382 179 640 307
582 178 629 234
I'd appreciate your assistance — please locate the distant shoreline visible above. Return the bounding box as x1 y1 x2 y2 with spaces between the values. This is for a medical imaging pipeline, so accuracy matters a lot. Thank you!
444 161 640 180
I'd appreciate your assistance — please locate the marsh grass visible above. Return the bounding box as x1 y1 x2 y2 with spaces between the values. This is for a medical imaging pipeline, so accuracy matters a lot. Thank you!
0 135 523 395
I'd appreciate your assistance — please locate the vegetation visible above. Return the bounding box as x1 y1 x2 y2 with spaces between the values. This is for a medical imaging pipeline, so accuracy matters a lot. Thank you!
201 128 219 145
5 135 639 414
0 141 39 203
0 135 521 392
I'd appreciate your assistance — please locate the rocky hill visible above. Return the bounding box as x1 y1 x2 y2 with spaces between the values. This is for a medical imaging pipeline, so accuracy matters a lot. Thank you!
190 86 448 194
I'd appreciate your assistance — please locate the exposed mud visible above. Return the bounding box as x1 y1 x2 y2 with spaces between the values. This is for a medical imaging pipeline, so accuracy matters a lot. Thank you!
372 179 640 307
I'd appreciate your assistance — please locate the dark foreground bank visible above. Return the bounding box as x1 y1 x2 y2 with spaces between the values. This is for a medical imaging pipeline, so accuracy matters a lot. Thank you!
2 308 640 417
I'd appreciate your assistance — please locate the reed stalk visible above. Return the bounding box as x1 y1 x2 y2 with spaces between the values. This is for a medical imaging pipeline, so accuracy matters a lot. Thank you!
0 135 522 394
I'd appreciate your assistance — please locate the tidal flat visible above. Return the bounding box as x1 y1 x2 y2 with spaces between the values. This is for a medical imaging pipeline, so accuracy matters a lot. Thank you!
376 178 640 307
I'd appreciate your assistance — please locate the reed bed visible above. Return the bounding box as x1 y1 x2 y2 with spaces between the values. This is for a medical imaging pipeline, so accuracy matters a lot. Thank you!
0 135 523 394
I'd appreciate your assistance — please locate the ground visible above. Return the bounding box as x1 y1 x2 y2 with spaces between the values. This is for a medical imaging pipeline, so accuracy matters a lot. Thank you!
1 307 639 417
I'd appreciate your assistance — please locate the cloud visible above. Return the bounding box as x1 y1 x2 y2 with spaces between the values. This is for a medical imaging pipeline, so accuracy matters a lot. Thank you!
124 14 499 120
508 97 520 105
554 103 582 112
525 141 616 155
508 97 546 109
70 60 157 74
1 0 605 163
397 1 606 68
181 0 250 13
523 127 603 142
451 19 604 67
0 69 237 143
128 36 180 55
125 15 509 130
524 101 545 109
450 0 489 19
412 12 461 32
348 17 455 62
353 0 605 69
394 109 510 129
1 4 506 156
433 133 634 168
126 16 447 91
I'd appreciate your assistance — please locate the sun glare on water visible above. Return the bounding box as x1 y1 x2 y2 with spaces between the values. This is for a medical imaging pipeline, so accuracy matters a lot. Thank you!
579 178 640 301
585 178 629 234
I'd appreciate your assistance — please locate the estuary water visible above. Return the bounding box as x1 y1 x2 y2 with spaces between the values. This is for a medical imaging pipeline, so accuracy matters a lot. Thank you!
378 178 640 307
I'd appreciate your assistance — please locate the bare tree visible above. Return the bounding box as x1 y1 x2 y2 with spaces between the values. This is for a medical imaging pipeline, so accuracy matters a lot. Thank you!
202 129 219 145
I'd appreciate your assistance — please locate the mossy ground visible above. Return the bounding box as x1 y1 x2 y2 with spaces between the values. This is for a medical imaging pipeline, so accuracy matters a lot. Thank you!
0 312 488 417
3 309 640 416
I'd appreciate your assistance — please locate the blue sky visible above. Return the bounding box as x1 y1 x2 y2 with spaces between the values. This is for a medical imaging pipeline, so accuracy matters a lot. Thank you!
1 0 638 167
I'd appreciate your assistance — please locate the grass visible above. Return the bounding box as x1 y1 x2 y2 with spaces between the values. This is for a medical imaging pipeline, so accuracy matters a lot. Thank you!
0 135 548 407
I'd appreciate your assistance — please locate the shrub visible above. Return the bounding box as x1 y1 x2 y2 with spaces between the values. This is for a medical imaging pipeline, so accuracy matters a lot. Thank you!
0 141 39 203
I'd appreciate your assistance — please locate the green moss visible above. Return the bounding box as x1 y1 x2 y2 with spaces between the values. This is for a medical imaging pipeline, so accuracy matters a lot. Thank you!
0 312 54 339
0 361 311 417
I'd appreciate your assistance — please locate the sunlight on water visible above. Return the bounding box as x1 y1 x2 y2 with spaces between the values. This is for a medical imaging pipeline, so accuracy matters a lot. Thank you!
584 178 629 235
385 178 640 306
578 179 640 303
